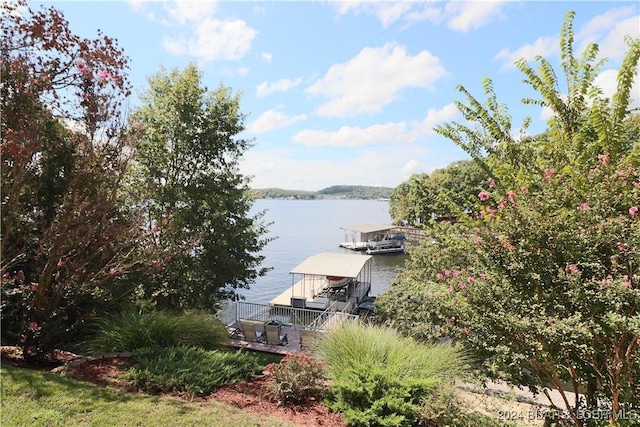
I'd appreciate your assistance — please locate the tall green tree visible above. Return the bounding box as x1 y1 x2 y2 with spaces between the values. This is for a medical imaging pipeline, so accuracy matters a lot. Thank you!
129 64 270 310
389 159 488 225
1 0 147 359
379 11 639 426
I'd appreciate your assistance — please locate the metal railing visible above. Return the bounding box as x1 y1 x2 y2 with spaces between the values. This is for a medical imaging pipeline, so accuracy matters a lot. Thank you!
218 301 358 331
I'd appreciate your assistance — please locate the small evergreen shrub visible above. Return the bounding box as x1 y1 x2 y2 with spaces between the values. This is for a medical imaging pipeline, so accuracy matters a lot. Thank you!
318 322 467 427
124 346 263 396
265 351 326 404
83 309 228 353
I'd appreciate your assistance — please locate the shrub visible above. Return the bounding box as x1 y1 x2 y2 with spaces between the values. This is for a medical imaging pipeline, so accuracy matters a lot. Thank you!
83 309 228 353
317 322 467 427
265 351 326 404
124 346 263 396
417 381 518 427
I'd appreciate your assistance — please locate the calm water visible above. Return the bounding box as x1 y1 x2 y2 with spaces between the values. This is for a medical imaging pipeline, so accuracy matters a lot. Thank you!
240 199 406 304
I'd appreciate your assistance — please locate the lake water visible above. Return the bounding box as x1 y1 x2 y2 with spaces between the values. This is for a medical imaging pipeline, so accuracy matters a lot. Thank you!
240 199 406 304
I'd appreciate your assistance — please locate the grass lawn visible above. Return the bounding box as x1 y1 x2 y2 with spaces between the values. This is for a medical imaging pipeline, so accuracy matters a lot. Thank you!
1 362 293 427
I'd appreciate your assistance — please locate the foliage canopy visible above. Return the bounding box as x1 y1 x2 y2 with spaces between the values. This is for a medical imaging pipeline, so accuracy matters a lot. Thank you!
1 2 270 359
379 11 639 426
127 64 271 309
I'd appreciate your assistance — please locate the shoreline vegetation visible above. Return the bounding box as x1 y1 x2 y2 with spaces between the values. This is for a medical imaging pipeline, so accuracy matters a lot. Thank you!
251 185 394 200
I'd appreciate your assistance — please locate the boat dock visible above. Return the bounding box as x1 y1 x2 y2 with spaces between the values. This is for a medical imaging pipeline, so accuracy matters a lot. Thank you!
269 252 373 311
339 224 405 254
218 252 373 354
339 224 393 251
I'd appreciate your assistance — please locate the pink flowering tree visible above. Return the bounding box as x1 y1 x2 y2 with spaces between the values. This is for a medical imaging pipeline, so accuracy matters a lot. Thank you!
378 11 639 426
1 1 151 360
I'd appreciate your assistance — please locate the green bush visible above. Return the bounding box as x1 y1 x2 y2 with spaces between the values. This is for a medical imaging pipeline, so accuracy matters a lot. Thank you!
317 322 467 427
417 381 519 427
265 351 326 404
124 346 263 396
83 309 228 353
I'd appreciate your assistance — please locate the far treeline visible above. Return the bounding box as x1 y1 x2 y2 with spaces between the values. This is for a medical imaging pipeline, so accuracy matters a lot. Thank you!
252 185 394 200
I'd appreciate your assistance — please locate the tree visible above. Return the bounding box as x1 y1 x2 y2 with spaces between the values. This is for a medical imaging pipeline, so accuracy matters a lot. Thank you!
390 174 428 225
1 1 148 359
378 11 639 425
389 160 488 225
128 64 271 310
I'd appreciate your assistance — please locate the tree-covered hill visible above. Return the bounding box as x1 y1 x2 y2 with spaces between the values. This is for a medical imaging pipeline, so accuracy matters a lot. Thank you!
252 185 394 200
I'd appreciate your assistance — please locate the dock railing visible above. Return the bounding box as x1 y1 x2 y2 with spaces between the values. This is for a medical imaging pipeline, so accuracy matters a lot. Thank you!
217 301 358 331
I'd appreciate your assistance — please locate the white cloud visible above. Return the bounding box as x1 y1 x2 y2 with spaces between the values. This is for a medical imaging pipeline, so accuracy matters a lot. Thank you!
246 109 307 134
134 0 257 62
261 52 273 63
496 7 639 71
494 35 558 70
293 122 410 147
240 141 464 191
166 1 217 24
594 69 619 100
594 68 640 110
293 104 458 148
332 1 413 27
180 18 257 61
369 2 414 28
597 16 640 63
240 146 425 191
256 78 302 97
236 67 250 76
445 1 507 32
403 4 443 27
306 43 447 117
576 6 636 45
413 103 460 136
162 35 187 55
539 106 554 122
329 1 504 31
402 159 422 174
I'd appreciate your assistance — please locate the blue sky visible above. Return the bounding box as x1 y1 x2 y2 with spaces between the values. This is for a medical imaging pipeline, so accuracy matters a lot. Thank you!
46 1 639 191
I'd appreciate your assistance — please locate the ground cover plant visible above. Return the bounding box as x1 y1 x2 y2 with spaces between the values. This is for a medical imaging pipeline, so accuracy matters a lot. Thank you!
122 346 264 396
81 309 268 397
83 309 228 354
317 321 467 427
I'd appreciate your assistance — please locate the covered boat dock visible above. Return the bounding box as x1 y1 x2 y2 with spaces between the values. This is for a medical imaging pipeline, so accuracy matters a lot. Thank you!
339 224 396 251
269 252 373 312
218 253 373 354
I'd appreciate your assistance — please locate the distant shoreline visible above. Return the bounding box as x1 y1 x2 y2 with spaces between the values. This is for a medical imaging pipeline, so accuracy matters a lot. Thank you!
250 185 394 200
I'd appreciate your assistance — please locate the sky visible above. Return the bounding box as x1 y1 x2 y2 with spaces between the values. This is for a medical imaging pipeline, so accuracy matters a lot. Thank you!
44 1 639 191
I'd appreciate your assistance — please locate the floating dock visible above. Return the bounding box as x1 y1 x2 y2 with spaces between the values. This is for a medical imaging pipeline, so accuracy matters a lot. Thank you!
340 224 405 254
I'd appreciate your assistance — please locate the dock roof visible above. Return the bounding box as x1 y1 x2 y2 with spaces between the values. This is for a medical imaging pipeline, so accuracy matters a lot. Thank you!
341 224 394 233
289 252 372 278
